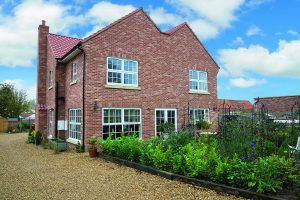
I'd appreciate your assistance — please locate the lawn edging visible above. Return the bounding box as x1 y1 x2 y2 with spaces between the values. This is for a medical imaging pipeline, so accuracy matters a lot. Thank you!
99 153 287 200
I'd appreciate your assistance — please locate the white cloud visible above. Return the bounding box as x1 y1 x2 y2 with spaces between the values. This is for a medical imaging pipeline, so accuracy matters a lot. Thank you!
246 25 263 36
166 0 245 40
287 29 298 36
0 0 84 67
232 36 244 45
218 39 300 78
1 79 36 100
148 7 182 26
229 77 266 88
84 1 136 37
246 0 273 7
87 1 136 25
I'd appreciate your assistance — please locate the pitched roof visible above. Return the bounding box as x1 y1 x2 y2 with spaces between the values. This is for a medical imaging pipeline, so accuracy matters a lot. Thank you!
48 33 81 59
218 99 253 111
165 23 187 34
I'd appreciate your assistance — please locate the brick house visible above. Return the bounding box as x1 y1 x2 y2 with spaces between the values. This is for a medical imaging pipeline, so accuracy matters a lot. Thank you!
35 8 219 147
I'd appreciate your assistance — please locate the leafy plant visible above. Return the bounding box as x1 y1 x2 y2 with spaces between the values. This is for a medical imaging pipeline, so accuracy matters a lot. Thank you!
26 128 34 144
34 130 42 144
53 143 60 154
195 120 211 130
87 136 97 149
75 141 84 153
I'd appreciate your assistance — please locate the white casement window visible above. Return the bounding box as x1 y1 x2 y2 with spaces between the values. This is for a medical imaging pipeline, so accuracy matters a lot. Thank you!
189 108 210 124
102 108 141 139
155 109 177 137
107 57 138 86
69 109 81 141
49 110 53 138
49 70 53 87
71 62 77 82
189 70 208 92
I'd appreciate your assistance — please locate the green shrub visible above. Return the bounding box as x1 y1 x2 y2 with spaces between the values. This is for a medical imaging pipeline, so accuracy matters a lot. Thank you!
75 142 84 153
195 120 211 130
227 155 300 193
26 128 34 144
98 131 300 193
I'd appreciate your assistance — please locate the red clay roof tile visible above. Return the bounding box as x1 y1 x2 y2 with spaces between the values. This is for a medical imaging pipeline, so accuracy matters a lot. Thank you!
218 99 253 111
48 33 81 59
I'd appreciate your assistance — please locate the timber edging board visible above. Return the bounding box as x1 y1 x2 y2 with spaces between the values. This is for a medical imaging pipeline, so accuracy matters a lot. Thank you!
99 153 287 200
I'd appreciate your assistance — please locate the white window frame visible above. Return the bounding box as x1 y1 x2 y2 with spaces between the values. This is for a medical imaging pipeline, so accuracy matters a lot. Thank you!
71 62 77 82
155 108 177 137
68 109 81 142
189 70 208 92
106 57 138 87
48 110 53 139
189 108 210 124
102 108 142 139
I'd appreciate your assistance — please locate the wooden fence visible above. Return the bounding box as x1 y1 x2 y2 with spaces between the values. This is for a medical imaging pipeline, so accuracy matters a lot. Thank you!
0 117 8 133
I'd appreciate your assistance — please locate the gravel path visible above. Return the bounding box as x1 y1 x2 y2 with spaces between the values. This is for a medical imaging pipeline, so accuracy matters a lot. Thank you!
0 133 245 200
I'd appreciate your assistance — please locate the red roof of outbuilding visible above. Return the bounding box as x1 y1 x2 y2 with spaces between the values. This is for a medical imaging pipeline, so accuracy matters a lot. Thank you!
48 33 81 59
218 99 253 111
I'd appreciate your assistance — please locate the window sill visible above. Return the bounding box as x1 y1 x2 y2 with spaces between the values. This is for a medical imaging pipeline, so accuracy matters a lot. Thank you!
189 91 210 95
67 138 81 145
47 135 53 139
48 86 53 90
105 84 141 90
70 80 77 85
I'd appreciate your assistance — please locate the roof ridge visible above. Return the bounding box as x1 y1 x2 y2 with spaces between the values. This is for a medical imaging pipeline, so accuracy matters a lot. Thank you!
165 22 187 34
48 33 81 40
83 8 143 43
219 99 251 102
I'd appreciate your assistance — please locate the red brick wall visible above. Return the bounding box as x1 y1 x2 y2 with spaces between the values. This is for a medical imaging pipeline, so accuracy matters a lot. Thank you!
35 21 49 135
64 54 84 140
254 95 300 113
45 39 57 138
81 10 219 140
38 10 219 147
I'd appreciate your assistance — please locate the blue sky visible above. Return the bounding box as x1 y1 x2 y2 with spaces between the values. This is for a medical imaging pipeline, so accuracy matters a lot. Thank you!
0 0 299 102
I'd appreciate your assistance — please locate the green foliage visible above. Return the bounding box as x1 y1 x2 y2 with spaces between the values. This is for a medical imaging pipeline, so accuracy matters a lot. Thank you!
26 128 34 144
195 120 211 130
98 131 300 193
0 83 30 118
75 142 84 153
34 130 42 141
98 134 142 162
157 122 175 136
227 155 300 193
53 143 60 154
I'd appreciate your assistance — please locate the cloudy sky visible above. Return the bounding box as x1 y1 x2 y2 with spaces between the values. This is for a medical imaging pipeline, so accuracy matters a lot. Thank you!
0 0 299 102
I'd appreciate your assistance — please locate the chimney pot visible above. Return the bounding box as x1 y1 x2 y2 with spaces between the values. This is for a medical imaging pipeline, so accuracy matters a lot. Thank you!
42 20 46 26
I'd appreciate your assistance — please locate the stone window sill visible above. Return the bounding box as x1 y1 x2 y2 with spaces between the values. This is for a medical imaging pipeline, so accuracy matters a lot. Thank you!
67 138 81 145
48 86 53 90
70 80 77 85
189 91 210 95
105 84 141 90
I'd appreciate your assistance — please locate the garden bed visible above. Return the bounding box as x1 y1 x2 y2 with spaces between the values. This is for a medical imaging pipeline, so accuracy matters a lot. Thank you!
97 131 300 200
99 153 298 200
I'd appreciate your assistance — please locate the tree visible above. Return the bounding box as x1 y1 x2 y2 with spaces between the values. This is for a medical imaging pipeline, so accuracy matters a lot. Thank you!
0 83 30 118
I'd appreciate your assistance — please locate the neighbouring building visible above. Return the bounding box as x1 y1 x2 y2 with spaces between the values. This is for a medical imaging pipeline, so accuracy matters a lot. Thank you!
254 95 300 119
217 99 253 112
35 8 219 147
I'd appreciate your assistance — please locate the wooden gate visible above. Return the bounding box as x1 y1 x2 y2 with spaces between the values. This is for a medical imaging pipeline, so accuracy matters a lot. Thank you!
0 117 8 133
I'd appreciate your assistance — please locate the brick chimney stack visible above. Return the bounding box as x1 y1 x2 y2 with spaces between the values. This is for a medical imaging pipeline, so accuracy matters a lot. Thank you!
35 20 49 134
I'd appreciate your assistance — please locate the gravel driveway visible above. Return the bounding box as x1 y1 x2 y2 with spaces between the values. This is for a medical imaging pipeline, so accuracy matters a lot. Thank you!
0 133 244 200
